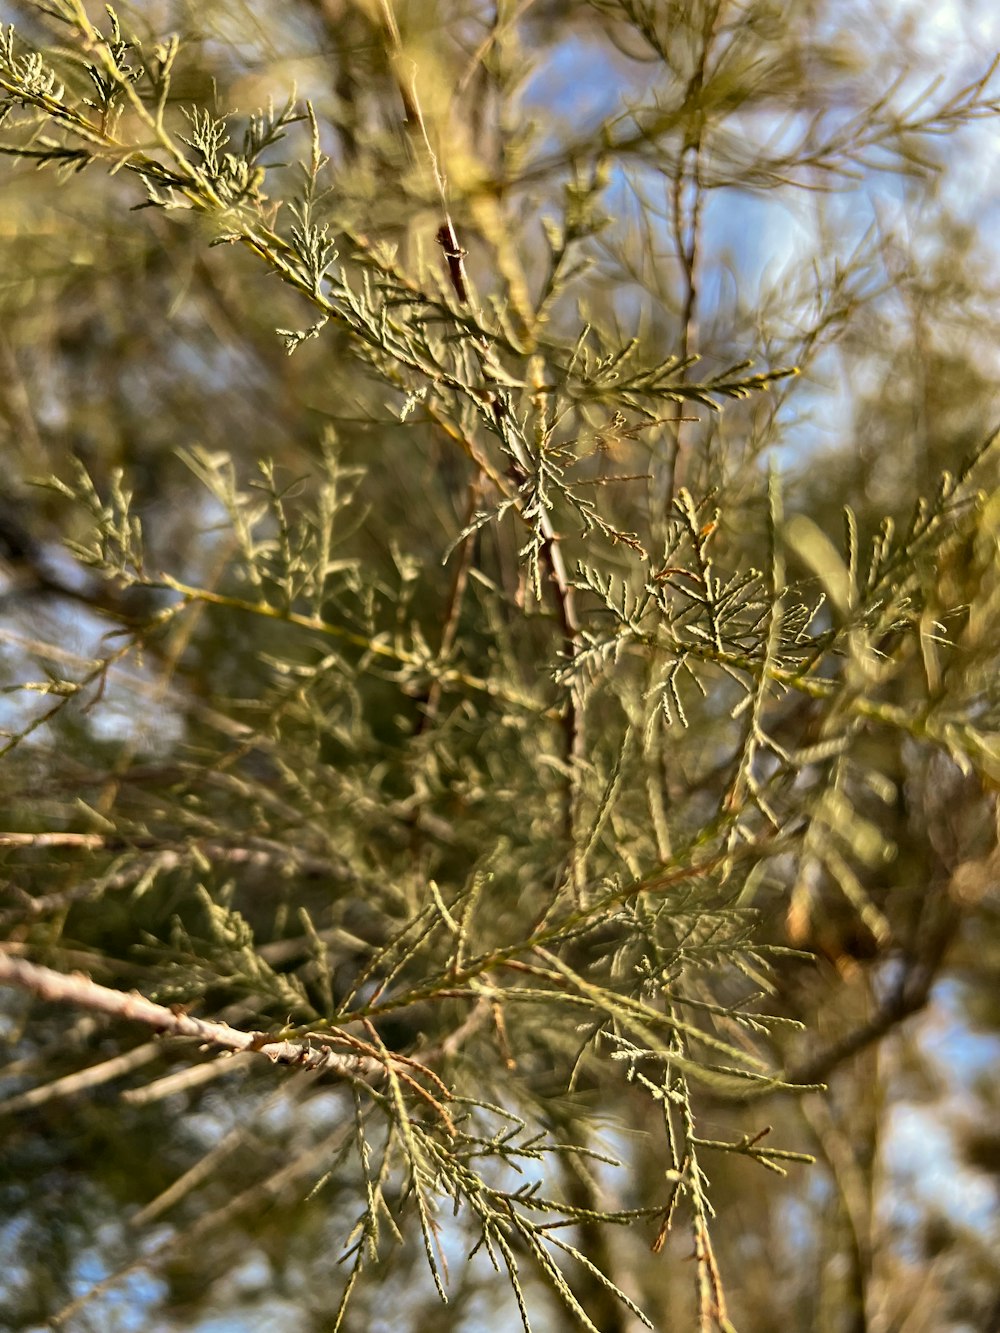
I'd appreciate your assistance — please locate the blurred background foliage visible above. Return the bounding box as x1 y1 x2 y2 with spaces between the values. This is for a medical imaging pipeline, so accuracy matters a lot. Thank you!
0 0 999 1329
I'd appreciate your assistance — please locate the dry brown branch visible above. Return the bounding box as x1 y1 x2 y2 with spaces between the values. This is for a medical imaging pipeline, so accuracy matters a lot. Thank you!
0 949 381 1079
0 831 107 847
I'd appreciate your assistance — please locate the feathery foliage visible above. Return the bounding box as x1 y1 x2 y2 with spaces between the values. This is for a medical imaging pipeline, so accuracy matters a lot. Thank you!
1 2 999 1329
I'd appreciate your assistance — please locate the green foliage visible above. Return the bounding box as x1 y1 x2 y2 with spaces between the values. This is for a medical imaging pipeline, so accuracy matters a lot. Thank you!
0 2 999 1330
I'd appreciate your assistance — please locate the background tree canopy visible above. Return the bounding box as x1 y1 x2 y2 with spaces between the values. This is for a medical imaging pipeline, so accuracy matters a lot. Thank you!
1 1 999 1329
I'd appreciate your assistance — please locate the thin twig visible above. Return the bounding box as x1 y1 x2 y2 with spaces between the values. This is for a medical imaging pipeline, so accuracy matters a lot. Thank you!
662 1 725 509
415 473 484 738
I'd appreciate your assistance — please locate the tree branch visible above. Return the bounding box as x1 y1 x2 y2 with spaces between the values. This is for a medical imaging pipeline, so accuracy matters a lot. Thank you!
0 950 382 1080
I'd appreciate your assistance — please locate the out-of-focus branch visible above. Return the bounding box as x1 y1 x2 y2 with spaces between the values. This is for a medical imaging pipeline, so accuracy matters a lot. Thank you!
0 1038 161 1117
785 961 939 1088
375 0 585 880
785 895 962 1087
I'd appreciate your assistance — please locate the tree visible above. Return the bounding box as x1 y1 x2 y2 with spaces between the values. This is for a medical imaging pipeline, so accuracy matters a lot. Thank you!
1 1 998 1329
